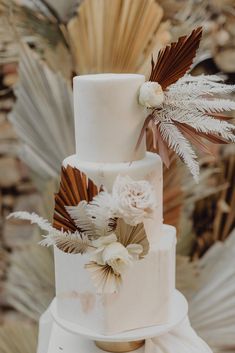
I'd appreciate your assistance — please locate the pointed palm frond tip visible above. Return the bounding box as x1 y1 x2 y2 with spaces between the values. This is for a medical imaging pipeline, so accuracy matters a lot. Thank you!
149 27 203 89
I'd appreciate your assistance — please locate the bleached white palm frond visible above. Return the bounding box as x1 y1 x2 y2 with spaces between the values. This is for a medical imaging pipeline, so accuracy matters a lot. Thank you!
87 191 118 236
7 211 54 233
66 200 95 238
188 230 235 351
165 108 235 142
145 73 235 180
157 121 200 181
40 230 92 254
7 211 91 254
168 75 235 98
9 44 74 179
187 98 235 114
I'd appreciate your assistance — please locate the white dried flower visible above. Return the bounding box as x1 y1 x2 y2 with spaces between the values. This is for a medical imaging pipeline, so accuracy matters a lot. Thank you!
92 240 131 275
91 233 143 275
112 175 156 225
102 242 132 275
139 81 164 108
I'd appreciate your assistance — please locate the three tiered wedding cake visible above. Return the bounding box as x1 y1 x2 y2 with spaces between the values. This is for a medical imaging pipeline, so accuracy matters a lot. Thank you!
55 73 176 334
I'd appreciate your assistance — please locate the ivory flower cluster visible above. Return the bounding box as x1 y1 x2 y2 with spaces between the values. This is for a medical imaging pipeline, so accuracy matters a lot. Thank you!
92 233 143 276
112 175 156 225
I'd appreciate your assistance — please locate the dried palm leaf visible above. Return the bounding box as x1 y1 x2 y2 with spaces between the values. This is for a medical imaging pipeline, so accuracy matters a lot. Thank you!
67 0 170 74
85 261 122 294
42 0 80 22
146 316 212 353
189 230 235 351
192 146 235 257
115 219 149 256
40 230 92 254
53 166 98 232
5 244 54 321
0 0 65 46
0 323 38 353
149 27 202 89
9 44 74 180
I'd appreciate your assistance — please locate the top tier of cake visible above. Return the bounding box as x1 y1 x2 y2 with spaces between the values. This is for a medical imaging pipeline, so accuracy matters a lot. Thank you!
73 74 146 163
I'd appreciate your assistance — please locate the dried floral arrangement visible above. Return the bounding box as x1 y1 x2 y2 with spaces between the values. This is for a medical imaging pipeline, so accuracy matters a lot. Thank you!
8 166 156 293
137 27 235 181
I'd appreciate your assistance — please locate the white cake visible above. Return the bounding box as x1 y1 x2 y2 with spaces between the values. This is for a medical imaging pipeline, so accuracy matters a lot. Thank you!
54 74 176 335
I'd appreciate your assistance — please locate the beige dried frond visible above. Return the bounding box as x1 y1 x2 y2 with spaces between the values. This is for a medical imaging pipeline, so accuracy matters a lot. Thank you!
5 245 54 321
0 323 37 353
85 261 122 293
115 219 149 256
67 0 170 74
9 44 74 180
189 231 235 351
41 231 92 255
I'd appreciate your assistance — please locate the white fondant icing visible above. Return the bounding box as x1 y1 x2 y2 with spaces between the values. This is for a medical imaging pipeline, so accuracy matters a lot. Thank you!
63 152 163 245
54 225 176 335
56 73 178 335
73 74 146 162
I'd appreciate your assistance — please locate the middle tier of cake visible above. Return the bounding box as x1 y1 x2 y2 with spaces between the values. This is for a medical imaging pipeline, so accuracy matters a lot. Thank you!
63 152 163 245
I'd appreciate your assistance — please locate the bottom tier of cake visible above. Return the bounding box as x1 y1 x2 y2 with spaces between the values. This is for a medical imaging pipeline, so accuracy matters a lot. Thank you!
54 225 176 335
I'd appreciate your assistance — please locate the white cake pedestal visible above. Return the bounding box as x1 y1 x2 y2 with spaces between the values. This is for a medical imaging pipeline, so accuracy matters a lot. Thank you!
37 290 186 352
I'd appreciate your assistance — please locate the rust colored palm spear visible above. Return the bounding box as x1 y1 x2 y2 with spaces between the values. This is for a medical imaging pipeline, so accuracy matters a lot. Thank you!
149 27 203 89
53 165 99 232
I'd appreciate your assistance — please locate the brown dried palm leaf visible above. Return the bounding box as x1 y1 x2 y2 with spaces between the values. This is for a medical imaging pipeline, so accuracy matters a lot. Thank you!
85 262 122 293
67 0 170 74
149 26 202 89
53 165 98 232
115 219 149 256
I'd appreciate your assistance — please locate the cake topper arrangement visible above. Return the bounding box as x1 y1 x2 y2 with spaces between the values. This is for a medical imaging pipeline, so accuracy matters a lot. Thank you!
137 27 235 181
8 166 155 293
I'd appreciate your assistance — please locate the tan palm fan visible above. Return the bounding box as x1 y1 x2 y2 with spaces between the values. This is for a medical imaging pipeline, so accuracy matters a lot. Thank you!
67 0 170 74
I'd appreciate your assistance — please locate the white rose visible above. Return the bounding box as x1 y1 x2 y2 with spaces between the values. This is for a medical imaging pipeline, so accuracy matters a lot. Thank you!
113 175 156 225
139 81 164 108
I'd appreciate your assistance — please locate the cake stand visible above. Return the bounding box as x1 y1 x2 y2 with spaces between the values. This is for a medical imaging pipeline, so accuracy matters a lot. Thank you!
37 290 188 353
